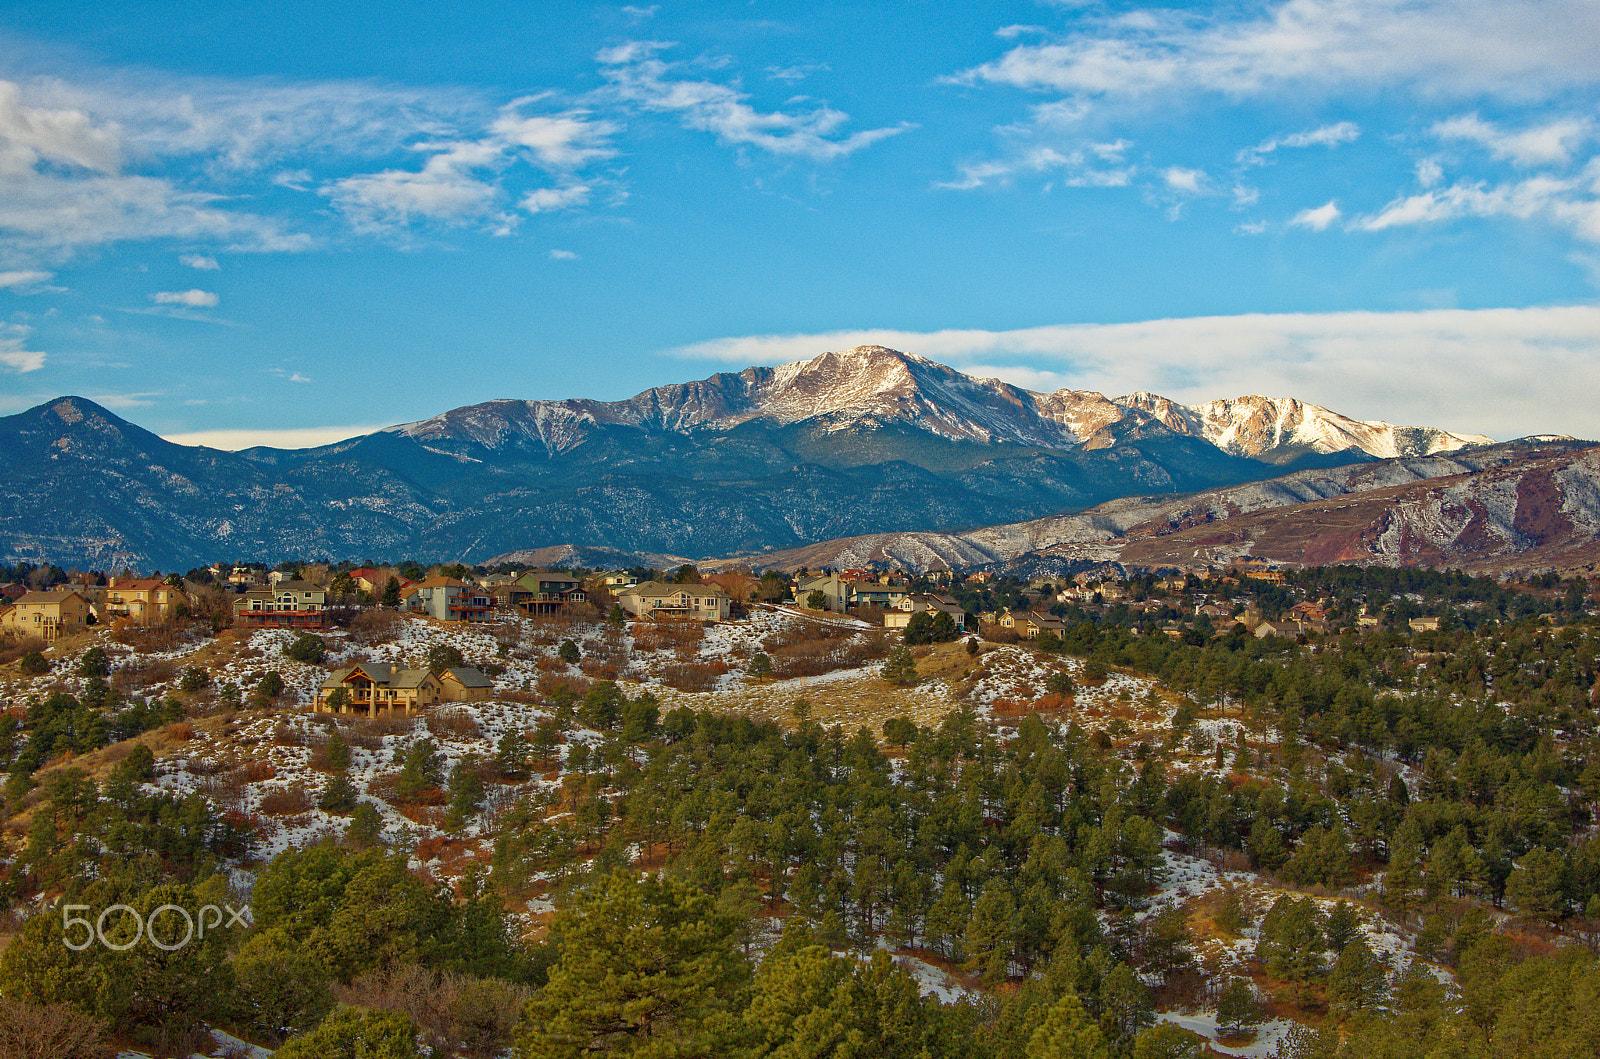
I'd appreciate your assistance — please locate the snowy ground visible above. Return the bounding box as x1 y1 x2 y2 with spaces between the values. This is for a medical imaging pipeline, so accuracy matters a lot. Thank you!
1155 1013 1298 1058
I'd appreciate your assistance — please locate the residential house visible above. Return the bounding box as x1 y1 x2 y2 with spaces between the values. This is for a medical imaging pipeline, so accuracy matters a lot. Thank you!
1007 611 1067 640
617 581 732 621
794 572 850 613
404 577 494 622
316 664 444 714
850 581 910 609
439 667 494 701
1409 616 1442 633
1 589 91 642
100 577 184 624
347 567 392 595
1254 619 1303 639
232 581 328 630
503 569 586 615
884 593 966 632
0 583 26 603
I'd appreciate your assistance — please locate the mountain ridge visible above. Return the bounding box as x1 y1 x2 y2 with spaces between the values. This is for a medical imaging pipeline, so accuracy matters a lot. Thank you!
0 349 1520 571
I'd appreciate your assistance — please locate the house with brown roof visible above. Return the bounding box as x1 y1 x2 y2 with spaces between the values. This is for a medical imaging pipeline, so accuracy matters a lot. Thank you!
618 581 732 621
504 570 586 615
100 577 184 624
316 664 443 714
1 589 91 642
233 581 328 629
316 662 494 713
884 593 966 632
439 667 494 701
1005 610 1067 639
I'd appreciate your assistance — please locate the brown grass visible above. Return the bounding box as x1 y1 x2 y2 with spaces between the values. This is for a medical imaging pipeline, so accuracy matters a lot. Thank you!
258 785 313 816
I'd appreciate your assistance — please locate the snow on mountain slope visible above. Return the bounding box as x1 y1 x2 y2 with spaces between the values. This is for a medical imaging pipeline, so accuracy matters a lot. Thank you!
386 345 1490 463
1118 392 1491 461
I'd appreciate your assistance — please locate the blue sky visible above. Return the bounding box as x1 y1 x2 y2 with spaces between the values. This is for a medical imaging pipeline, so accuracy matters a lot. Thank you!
2 0 1599 444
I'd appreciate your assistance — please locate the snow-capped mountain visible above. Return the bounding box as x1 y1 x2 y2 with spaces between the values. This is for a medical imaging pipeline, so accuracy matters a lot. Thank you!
1117 391 1491 461
0 348 1513 571
390 345 1491 464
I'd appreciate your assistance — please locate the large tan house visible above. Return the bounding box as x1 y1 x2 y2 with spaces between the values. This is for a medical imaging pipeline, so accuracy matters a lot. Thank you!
884 593 967 633
100 578 184 624
617 581 732 621
1 589 91 642
315 663 494 714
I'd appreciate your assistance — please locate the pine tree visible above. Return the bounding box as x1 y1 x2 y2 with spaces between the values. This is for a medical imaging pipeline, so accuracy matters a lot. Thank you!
517 872 748 1059
1327 935 1389 1017
317 772 358 814
882 646 917 686
1214 976 1259 1036
1026 989 1111 1059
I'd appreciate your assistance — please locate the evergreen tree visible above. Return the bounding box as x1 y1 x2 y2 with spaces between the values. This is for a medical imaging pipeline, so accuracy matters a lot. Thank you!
882 646 918 686
276 1006 422 1058
1026 989 1110 1059
1214 976 1259 1036
1327 935 1389 1017
517 872 747 1058
318 773 359 814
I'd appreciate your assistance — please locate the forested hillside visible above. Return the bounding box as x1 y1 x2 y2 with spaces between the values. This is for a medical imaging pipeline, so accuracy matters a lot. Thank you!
1 564 1598 1057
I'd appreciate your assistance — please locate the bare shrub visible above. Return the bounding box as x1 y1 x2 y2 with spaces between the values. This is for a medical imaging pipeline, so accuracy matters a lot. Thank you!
351 608 405 646
537 672 590 700
258 785 313 816
0 635 48 667
657 660 730 692
203 761 275 810
109 619 187 653
578 659 619 681
336 964 530 1059
0 996 113 1058
115 657 178 693
524 620 561 646
427 708 480 741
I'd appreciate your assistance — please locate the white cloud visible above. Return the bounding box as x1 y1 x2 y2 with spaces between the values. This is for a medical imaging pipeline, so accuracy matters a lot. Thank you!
490 106 619 168
597 41 911 161
161 424 387 450
180 254 219 270
1357 172 1600 241
955 1 1600 103
940 141 1133 190
621 5 659 22
324 102 617 231
1239 121 1361 165
1164 166 1206 194
0 321 45 372
548 248 578 260
1416 158 1444 187
765 63 830 84
267 367 311 383
1431 113 1593 166
662 305 1600 439
88 391 159 409
0 68 613 249
0 268 51 287
153 288 218 307
521 184 591 213
1291 200 1342 230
